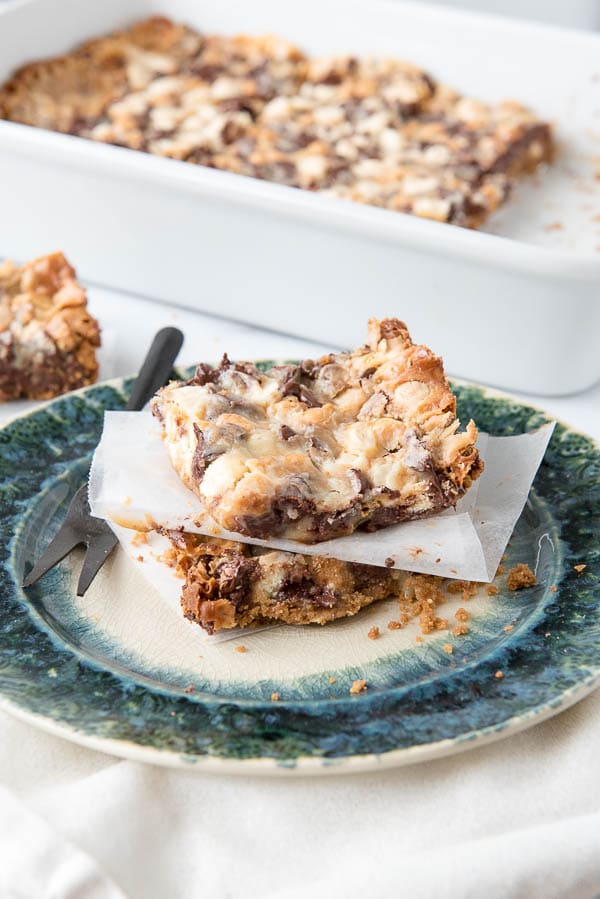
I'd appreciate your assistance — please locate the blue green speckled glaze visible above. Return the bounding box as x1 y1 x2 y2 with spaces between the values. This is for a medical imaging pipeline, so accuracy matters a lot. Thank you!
0 367 599 773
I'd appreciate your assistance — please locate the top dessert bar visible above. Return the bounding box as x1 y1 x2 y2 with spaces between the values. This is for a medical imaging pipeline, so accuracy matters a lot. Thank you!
0 16 553 229
151 318 483 543
0 252 100 401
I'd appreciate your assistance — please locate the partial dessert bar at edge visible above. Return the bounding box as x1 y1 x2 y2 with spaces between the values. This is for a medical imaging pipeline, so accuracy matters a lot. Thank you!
151 318 483 543
0 16 553 229
0 252 100 401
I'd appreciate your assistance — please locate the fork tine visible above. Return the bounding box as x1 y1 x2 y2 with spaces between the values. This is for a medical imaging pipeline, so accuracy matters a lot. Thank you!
22 527 83 588
76 532 118 596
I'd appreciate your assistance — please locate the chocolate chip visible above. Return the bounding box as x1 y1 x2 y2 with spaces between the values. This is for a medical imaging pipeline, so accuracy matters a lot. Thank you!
362 502 433 531
191 422 247 484
281 380 322 408
276 577 339 609
191 425 210 483
216 556 258 604
348 468 370 495
379 319 408 340
280 425 296 441
221 119 241 144
188 363 218 387
189 63 223 81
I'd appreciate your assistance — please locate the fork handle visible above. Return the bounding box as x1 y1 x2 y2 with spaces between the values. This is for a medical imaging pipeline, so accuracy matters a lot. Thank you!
125 327 184 411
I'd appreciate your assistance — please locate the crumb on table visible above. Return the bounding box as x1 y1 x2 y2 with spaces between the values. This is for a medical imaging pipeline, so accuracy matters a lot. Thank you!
387 620 402 630
183 685 196 694
443 643 453 654
235 645 248 654
455 608 469 622
506 563 537 591
271 692 279 702
495 670 504 680
368 626 380 640
487 585 500 596
328 676 336 684
350 679 367 695
574 564 587 573
504 624 514 633
452 624 468 636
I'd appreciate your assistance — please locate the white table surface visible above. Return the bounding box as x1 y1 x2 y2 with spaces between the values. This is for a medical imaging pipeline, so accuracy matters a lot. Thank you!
1 284 600 899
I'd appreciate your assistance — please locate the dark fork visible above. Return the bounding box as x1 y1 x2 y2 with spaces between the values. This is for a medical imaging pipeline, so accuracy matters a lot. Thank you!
23 326 184 596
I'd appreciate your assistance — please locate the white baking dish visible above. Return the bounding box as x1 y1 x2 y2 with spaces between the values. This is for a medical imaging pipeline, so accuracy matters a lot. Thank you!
1 0 600 396
422 0 600 30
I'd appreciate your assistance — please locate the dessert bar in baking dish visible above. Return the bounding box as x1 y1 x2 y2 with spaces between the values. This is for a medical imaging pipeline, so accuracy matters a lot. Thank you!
0 15 553 229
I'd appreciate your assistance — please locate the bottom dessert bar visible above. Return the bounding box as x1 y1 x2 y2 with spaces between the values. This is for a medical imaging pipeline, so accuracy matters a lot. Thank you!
163 531 475 635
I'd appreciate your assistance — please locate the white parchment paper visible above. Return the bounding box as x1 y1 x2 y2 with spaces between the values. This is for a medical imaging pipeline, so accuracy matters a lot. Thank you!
89 411 554 583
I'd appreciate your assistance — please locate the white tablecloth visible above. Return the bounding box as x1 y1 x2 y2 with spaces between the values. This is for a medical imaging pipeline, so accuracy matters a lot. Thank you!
1 287 599 899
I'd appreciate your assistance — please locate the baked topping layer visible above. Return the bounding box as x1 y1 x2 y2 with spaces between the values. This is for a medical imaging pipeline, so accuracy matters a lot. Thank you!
0 252 100 401
0 16 552 229
152 318 483 543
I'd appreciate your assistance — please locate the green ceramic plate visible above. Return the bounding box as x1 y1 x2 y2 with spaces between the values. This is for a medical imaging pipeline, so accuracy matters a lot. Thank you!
0 369 599 775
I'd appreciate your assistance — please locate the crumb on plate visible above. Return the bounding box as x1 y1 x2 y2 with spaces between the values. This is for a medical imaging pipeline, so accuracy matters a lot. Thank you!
506 563 537 590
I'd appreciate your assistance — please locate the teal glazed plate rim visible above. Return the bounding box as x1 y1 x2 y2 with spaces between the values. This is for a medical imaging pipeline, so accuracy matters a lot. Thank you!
0 368 599 776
